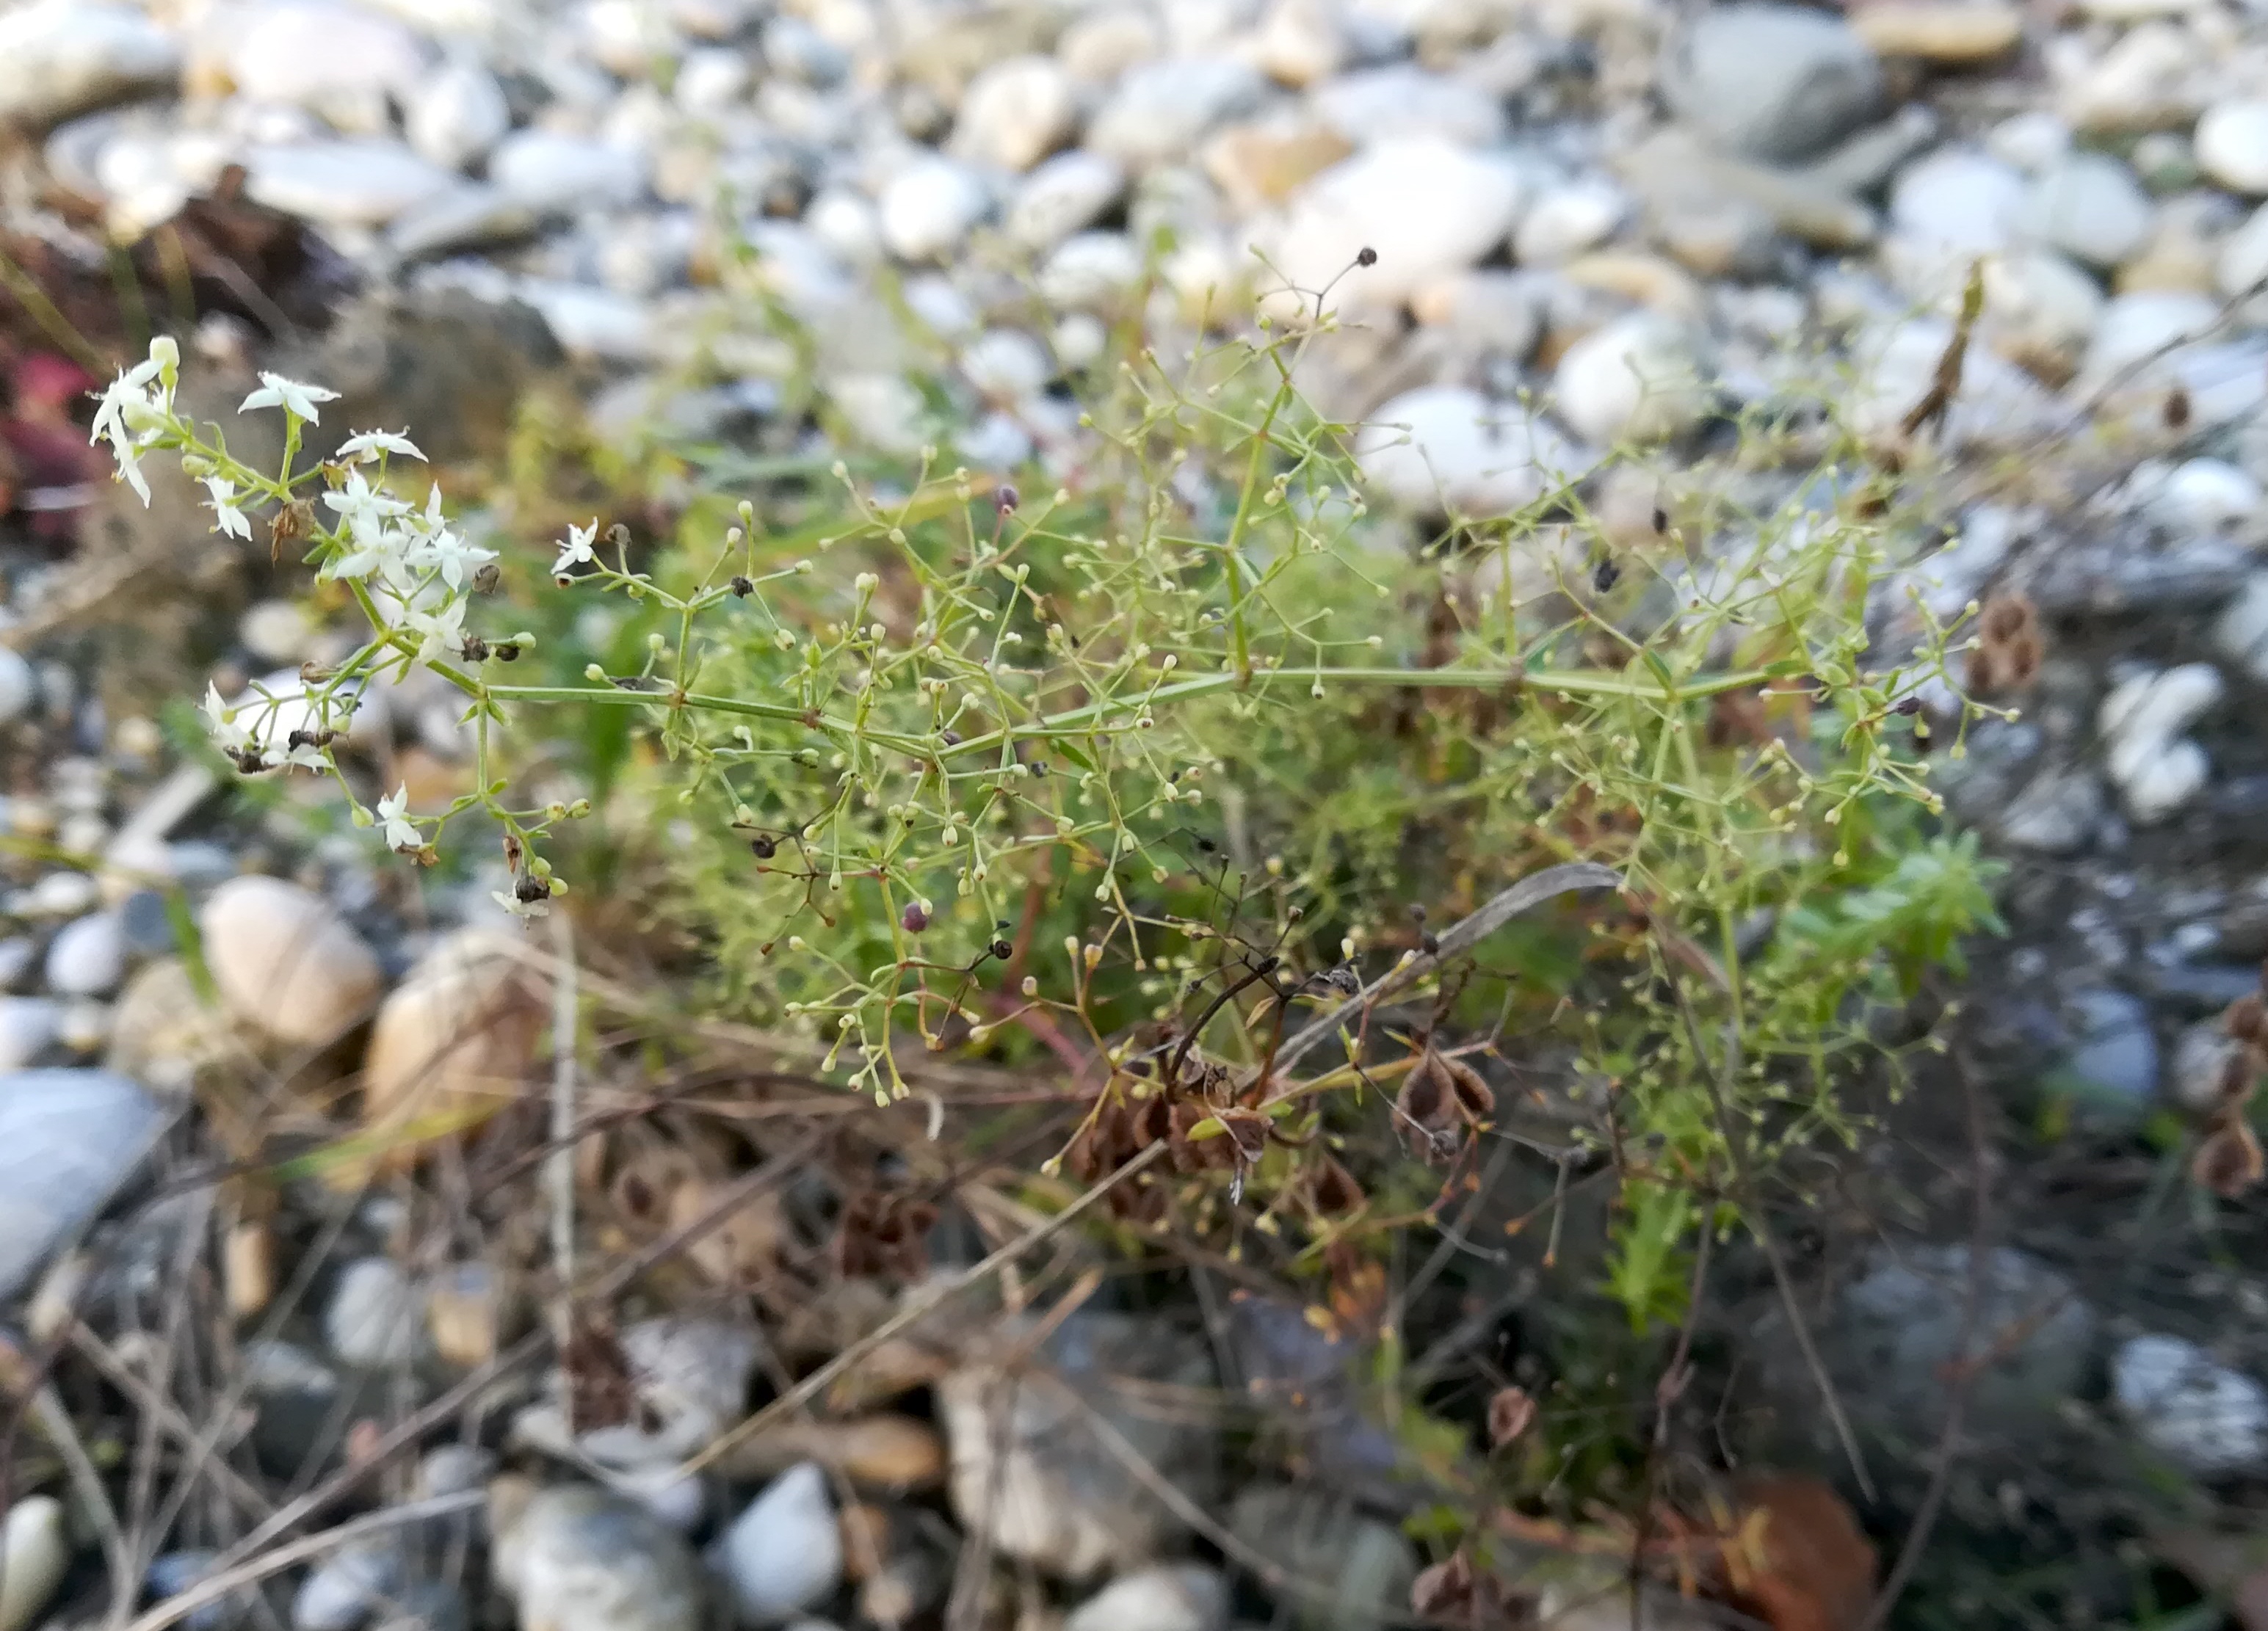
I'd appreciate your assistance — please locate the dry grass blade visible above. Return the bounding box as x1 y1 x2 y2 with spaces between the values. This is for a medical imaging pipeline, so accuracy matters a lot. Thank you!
1899 258 1985 441
1272 862 1621 1080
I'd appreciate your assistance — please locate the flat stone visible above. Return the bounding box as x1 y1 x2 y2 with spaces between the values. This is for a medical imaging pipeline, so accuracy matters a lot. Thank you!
0 1068 167 1297
1849 2 2021 62
244 139 460 227
0 3 180 131
1087 56 1264 168
199 875 384 1048
1263 136 1524 315
2197 99 2268 195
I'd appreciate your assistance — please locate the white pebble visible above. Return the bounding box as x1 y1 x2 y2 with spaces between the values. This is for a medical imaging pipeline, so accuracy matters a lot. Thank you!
1551 313 1709 445
407 54 511 172
323 1257 423 1369
0 650 34 726
2115 1334 2268 1473
45 911 125 997
719 1462 843 1626
1066 1566 1230 1631
1 1497 69 1631
0 998 58 1072
1355 385 1583 517
2196 99 2268 195
2214 574 2268 683
879 156 990 261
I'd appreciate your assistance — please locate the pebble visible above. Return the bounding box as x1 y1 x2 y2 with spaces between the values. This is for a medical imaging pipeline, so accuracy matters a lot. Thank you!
244 139 460 227
716 1414 946 1491
1514 179 1628 266
324 1257 423 1368
46 909 126 997
1888 146 2026 264
2217 575 2268 683
1266 137 1524 314
2100 663 2224 822
2197 100 2268 195
1551 313 1709 445
1255 0 1344 87
358 929 545 1175
1032 232 1135 312
2021 150 2153 269
879 155 991 262
2219 203 2268 299
2062 987 2159 1120
1229 1486 1414 1631
199 875 385 1047
496 1485 706 1631
2115 1334 2268 1473
0 650 34 726
1 1497 68 1631
294 1541 405 1631
1849 2 2022 63
0 2 179 130
0 1069 165 1297
2145 458 2261 537
1818 1246 2095 1442
1355 386 1580 516
1006 150 1126 250
408 54 512 172
1659 4 1884 165
490 130 648 212
1066 1566 1231 1631
226 3 427 129
1310 65 1507 148
1087 56 1264 168
0 998 60 1072
952 55 1076 171
720 1462 844 1625
939 1312 1218 1581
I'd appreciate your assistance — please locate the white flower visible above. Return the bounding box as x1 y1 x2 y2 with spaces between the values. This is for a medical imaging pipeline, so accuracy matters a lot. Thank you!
89 357 169 506
239 373 340 424
200 682 249 752
376 784 422 852
203 474 251 540
410 524 497 592
407 597 467 663
322 471 410 537
492 887 551 921
553 519 598 578
337 429 425 464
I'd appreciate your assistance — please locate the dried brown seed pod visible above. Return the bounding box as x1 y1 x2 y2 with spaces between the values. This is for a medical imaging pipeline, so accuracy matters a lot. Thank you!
2194 1111 2265 1199
1486 1385 1537 1449
1307 1155 1366 1216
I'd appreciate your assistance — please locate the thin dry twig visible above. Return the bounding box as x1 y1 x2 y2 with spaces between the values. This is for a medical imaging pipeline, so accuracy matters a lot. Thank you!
1269 863 1621 1084
120 1492 484 1631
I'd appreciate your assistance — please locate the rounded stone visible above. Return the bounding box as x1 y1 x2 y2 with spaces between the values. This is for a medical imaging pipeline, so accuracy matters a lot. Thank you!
720 1463 844 1624
879 155 990 261
358 929 544 1177
2195 98 2268 193
2020 150 2153 269
323 1257 423 1369
495 1485 706 1631
1355 386 1582 517
1660 4 1884 164
1551 313 1710 446
44 911 125 997
952 54 1076 172
199 875 385 1047
1264 137 1525 315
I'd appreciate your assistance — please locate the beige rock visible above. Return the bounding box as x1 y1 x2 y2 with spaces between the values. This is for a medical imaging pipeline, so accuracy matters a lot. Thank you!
105 955 236 1093
1201 117 1354 214
716 1414 947 1491
1849 1 2021 62
355 929 544 1177
428 1262 509 1368
200 875 385 1048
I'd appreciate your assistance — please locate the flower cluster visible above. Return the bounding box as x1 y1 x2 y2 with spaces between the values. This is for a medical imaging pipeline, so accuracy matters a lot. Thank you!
87 341 540 888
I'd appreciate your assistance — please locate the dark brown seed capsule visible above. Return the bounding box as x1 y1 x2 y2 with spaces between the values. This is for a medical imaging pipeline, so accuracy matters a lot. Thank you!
750 835 777 860
988 937 1013 960
731 575 753 597
1355 246 1377 267
901 901 930 933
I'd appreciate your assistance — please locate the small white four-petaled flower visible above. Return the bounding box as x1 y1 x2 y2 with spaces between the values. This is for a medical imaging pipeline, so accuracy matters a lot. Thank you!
203 474 251 540
199 682 248 752
553 519 598 578
239 373 340 424
337 429 424 464
376 784 422 852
